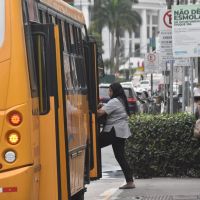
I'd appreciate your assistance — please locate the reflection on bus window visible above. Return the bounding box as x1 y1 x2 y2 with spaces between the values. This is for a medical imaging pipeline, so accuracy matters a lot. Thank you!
63 52 73 91
0 0 5 47
69 24 75 53
32 34 49 114
71 56 79 88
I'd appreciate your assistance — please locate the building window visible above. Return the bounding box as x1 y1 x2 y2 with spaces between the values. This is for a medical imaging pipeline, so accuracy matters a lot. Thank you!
147 27 150 38
152 26 158 38
134 44 140 57
135 26 140 38
152 15 158 25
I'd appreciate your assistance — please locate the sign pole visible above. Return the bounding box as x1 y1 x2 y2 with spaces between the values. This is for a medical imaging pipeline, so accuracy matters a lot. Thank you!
182 66 186 112
151 74 153 96
170 60 173 114
191 58 194 114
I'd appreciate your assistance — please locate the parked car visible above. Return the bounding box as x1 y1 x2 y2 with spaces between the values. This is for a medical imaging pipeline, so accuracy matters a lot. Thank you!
121 82 140 114
99 82 140 114
121 84 140 114
139 80 151 92
99 83 110 103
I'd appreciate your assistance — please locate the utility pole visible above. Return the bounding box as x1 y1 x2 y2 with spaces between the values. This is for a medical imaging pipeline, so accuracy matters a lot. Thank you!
166 0 174 9
165 0 174 113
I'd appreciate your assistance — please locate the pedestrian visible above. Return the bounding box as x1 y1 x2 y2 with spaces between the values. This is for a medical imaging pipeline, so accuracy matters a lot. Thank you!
194 83 200 112
194 83 200 98
139 91 149 113
97 82 135 189
195 99 200 120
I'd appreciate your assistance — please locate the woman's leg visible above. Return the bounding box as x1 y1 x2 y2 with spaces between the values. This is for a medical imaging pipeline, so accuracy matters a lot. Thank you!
112 137 133 183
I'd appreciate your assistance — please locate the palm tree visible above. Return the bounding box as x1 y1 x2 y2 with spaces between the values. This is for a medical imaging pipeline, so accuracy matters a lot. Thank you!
92 0 141 73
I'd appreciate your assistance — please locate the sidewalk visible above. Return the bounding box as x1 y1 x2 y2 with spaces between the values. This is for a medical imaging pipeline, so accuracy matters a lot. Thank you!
111 177 200 200
85 170 200 200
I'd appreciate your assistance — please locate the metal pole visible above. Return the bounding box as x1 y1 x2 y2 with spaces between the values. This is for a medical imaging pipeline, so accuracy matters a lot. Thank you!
151 74 153 96
182 66 186 112
170 60 173 113
191 58 194 114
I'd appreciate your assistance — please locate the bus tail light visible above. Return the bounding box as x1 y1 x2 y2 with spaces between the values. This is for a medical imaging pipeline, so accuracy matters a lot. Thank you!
4 150 16 163
7 111 22 126
7 131 20 145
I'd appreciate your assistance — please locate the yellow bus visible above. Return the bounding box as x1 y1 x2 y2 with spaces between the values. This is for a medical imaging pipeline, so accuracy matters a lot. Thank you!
0 0 102 199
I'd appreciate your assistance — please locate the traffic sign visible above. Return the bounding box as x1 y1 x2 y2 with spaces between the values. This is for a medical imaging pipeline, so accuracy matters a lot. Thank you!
163 10 172 28
144 53 160 73
159 9 173 70
160 9 172 31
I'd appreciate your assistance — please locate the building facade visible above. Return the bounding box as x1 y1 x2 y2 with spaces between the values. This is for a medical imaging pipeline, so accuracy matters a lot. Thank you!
73 0 200 61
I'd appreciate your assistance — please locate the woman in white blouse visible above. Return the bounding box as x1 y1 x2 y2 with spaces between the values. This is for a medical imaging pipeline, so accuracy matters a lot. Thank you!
97 82 135 189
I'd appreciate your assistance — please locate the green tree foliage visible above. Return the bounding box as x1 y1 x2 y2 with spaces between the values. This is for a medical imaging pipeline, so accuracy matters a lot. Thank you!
90 0 141 73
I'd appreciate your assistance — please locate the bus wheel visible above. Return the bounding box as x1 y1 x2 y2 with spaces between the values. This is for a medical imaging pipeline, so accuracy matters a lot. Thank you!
72 190 85 200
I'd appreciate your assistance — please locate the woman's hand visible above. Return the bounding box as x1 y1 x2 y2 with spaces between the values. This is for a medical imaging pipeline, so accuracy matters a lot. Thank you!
97 103 103 109
97 108 106 117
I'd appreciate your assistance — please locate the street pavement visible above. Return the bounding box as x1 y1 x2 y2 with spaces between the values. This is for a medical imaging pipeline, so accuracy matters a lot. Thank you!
85 146 200 200
86 170 200 200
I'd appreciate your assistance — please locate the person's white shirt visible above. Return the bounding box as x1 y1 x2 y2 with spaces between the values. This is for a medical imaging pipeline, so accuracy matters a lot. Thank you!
101 98 131 138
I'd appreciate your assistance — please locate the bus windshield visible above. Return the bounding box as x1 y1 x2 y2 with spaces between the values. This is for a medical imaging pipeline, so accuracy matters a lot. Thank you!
0 0 5 47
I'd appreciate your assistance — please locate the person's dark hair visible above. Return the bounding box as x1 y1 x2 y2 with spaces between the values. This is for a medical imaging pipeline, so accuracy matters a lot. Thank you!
109 82 130 116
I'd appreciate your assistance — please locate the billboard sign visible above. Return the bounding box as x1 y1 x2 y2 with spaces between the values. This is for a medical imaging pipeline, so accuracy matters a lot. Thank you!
172 4 200 57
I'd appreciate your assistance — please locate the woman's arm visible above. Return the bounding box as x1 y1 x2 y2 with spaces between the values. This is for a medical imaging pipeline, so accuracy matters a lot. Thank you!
97 108 106 117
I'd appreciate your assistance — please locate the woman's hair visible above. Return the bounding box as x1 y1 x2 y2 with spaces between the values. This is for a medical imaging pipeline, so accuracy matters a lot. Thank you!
109 82 130 116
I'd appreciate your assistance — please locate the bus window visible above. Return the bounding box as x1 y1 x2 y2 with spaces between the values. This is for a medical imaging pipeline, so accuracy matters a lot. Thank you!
32 34 49 114
65 22 71 53
23 2 38 98
73 27 86 89
71 56 79 88
45 13 51 23
51 15 56 24
38 10 43 23
61 21 67 52
75 57 86 88
63 53 73 91
69 24 75 54
27 0 38 22
77 28 83 56
0 0 5 47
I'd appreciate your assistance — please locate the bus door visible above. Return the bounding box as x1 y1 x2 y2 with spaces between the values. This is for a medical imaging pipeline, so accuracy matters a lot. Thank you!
84 39 102 180
30 23 70 200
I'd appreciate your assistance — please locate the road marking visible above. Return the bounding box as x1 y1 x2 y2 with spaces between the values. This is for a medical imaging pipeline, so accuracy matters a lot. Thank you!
100 188 118 200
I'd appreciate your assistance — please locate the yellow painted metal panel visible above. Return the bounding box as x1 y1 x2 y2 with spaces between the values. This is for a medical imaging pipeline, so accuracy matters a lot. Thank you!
54 25 69 199
39 97 58 200
0 166 34 200
90 113 98 177
0 0 30 110
0 60 10 110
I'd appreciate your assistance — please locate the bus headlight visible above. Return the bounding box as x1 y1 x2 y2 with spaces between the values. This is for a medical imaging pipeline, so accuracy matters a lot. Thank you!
4 150 16 163
7 132 20 145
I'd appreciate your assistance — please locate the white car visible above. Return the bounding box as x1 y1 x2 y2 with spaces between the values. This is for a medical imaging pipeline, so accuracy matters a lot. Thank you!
139 80 151 92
